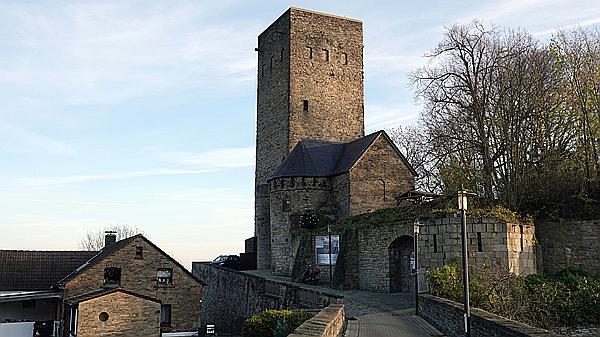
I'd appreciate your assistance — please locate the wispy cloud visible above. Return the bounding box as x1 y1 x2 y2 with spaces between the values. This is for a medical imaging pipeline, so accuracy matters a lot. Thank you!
28 199 145 207
0 122 76 156
161 147 255 168
365 103 420 131
19 168 218 186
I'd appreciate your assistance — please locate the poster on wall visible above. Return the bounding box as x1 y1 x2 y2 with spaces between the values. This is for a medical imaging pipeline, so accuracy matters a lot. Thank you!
315 235 340 265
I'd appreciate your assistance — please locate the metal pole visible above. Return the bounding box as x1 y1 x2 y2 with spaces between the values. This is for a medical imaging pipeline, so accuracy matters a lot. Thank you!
328 225 332 288
414 228 419 316
460 207 471 337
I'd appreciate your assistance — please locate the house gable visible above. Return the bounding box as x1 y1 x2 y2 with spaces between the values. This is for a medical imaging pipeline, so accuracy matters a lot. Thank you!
62 235 202 332
348 132 416 215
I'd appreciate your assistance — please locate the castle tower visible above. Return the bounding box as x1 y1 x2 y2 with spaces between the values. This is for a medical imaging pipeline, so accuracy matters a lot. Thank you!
255 8 365 270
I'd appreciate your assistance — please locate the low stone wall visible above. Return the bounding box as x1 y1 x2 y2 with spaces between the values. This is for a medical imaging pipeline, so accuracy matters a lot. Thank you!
536 219 600 275
418 294 560 337
192 262 342 335
288 303 345 337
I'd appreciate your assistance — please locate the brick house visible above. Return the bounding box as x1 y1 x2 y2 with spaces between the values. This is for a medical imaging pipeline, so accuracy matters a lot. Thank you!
58 234 204 336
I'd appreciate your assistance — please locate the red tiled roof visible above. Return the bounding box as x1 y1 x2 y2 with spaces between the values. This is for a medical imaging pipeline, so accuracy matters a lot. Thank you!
0 250 97 290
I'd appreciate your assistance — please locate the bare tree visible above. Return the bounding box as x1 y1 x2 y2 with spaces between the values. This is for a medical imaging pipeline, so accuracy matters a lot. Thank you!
79 224 146 251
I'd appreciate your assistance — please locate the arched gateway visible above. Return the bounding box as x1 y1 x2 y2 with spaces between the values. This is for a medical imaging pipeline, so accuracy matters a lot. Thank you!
388 235 414 293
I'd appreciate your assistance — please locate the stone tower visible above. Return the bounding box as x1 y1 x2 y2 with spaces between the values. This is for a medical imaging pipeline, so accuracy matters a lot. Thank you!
255 8 365 270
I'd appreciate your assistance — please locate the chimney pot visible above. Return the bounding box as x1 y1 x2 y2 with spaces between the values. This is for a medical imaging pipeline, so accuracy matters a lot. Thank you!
105 231 117 247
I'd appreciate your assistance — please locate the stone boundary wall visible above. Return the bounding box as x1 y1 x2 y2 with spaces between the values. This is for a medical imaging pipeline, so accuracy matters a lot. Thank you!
288 303 345 337
418 294 560 337
536 219 600 275
192 262 342 335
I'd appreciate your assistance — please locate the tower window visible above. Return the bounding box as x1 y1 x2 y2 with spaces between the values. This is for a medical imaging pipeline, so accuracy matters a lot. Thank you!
477 232 483 252
303 100 309 111
306 46 313 59
322 49 329 61
280 48 284 61
342 52 348 65
433 234 438 253
270 56 274 70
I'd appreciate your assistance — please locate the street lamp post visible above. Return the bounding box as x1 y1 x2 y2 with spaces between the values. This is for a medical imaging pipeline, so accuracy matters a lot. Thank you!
458 187 476 337
414 221 420 316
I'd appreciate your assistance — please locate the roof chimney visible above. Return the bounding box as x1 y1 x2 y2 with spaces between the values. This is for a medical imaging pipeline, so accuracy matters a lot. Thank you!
105 231 117 247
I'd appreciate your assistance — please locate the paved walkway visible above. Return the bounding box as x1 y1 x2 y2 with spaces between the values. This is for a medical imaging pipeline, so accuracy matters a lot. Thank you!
242 270 443 337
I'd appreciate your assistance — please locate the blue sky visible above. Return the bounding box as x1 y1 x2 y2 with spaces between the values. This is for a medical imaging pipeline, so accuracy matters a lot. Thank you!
1 0 598 268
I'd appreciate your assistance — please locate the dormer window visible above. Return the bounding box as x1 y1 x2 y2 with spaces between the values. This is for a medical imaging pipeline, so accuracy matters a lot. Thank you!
104 267 121 286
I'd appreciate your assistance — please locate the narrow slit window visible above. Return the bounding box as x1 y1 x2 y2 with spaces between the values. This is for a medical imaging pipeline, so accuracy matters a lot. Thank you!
270 56 274 70
342 52 348 65
280 48 284 61
303 100 309 111
322 49 329 61
282 199 290 212
477 232 483 252
433 234 438 253
519 225 524 252
306 46 313 59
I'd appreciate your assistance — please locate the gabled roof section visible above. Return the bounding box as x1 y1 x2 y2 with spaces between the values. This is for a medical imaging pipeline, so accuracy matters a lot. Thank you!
269 130 417 180
58 234 206 286
0 250 97 291
64 287 161 305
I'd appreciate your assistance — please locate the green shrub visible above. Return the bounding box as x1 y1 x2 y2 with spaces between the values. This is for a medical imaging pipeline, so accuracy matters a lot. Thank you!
242 310 314 337
427 262 600 330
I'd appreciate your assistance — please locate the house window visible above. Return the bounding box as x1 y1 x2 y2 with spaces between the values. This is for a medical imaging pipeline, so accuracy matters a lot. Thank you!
103 267 121 286
160 304 172 327
99 312 109 322
70 305 78 335
135 246 143 259
157 268 173 286
303 100 309 111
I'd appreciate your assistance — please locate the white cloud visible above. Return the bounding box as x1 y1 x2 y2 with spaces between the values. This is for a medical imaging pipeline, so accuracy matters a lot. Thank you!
365 103 420 131
162 146 255 168
19 168 219 186
0 122 76 156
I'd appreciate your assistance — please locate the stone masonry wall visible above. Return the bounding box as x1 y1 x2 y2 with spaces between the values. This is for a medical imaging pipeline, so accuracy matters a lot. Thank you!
536 219 600 275
331 215 536 293
192 262 342 336
64 237 202 332
77 291 161 337
288 303 345 337
419 294 560 337
288 8 364 150
255 9 291 186
270 176 331 276
349 134 414 215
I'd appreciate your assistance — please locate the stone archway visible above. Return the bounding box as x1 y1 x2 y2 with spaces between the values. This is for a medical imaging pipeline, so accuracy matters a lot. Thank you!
388 235 414 293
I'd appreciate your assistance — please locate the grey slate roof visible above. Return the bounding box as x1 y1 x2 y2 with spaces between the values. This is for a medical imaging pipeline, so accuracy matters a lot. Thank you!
0 250 97 290
269 130 416 180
